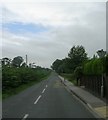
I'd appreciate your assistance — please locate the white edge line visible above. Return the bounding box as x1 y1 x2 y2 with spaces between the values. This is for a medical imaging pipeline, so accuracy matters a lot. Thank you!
87 103 92 109
22 114 29 119
46 85 48 88
34 95 41 104
42 88 46 93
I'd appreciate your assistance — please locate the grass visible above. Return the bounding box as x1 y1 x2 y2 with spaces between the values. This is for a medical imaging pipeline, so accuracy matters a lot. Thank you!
60 73 77 85
3 72 51 100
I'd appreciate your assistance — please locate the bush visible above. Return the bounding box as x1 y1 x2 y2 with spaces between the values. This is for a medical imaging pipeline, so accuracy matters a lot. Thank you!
105 55 108 75
74 66 83 78
2 66 50 91
83 58 105 75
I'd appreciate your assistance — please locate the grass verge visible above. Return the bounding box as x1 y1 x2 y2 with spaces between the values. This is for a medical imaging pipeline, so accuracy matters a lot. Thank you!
60 73 77 85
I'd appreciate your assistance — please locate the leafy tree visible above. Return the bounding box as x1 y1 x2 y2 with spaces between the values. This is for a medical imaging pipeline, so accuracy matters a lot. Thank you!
83 58 105 75
68 45 88 70
12 56 24 67
51 59 62 72
59 58 73 73
74 66 83 85
52 45 88 74
106 54 108 75
21 62 27 67
74 66 83 78
2 56 51 96
1 57 11 67
93 54 98 59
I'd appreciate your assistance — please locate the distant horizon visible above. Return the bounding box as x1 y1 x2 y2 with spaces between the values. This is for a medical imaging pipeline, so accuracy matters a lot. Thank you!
1 46 106 69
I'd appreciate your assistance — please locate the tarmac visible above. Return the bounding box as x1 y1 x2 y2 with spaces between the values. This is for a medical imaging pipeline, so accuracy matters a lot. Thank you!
58 75 108 119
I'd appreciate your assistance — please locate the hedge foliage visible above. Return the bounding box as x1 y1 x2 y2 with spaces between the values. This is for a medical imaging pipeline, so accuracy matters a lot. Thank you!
83 58 106 75
2 66 50 91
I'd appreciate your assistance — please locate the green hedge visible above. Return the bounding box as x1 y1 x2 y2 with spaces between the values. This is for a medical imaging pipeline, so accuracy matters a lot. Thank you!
2 66 50 91
83 58 105 75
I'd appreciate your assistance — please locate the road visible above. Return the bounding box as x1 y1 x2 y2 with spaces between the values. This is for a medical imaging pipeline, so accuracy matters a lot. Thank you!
2 72 95 118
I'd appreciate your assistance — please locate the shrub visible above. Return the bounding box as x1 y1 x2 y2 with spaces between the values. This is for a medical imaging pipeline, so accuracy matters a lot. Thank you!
2 66 50 91
83 58 105 75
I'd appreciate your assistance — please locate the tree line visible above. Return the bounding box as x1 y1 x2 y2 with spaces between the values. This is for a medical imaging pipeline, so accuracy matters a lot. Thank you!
1 56 51 98
51 45 107 80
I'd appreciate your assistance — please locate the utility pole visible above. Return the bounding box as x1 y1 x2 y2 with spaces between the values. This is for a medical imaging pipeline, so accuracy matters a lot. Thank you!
26 55 28 67
97 49 106 97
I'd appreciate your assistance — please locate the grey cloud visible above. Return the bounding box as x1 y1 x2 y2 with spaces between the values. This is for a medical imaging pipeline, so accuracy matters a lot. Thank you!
2 2 106 68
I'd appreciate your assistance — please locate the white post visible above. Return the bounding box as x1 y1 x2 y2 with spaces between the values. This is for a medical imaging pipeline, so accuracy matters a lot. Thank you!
101 74 104 97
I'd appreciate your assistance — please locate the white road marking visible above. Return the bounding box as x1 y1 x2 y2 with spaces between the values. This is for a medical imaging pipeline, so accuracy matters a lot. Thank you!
42 88 46 93
46 85 48 88
34 95 41 104
22 114 29 120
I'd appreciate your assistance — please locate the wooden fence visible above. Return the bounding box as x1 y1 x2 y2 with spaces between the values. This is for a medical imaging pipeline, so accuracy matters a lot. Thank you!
79 74 108 99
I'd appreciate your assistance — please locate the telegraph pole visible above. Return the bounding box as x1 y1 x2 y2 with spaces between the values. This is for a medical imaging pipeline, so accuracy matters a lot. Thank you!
97 49 106 97
26 55 28 66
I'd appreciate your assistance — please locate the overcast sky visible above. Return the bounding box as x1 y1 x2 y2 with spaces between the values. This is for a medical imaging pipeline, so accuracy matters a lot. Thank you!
1 0 106 68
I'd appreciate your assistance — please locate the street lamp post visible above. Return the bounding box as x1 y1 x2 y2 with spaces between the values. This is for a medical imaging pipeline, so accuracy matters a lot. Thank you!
97 49 106 97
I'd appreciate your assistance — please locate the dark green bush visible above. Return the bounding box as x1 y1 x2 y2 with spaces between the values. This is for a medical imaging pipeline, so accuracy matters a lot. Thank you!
74 66 83 78
2 66 50 91
106 55 108 75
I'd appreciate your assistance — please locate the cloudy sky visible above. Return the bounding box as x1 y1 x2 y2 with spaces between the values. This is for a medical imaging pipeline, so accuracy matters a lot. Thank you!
1 0 106 68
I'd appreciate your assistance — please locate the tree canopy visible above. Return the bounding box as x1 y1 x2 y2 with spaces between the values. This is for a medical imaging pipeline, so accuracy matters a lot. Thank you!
12 56 24 67
51 45 88 74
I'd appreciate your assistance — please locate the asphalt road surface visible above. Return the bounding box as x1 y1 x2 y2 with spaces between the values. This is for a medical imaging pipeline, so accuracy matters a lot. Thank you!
2 72 95 118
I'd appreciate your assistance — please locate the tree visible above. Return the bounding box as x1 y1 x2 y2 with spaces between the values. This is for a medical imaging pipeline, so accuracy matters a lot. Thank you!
106 54 108 75
68 45 88 70
59 58 72 73
12 56 24 67
93 54 98 59
21 62 27 67
1 57 11 67
51 59 62 73
74 66 83 85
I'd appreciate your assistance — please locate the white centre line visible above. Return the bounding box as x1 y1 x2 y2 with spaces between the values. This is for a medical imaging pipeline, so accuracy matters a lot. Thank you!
22 114 29 120
42 88 46 93
34 95 41 104
46 85 48 88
